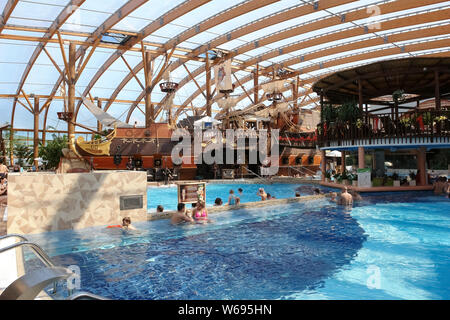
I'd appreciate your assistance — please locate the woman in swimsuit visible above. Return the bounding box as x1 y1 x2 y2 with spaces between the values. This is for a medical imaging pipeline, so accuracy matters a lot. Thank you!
193 201 211 223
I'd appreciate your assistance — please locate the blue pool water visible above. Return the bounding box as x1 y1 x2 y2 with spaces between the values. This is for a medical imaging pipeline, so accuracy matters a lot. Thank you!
26 191 450 300
147 182 334 211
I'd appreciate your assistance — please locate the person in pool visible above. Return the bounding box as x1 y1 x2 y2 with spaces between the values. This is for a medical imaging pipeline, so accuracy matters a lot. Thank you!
348 189 362 201
338 187 353 206
122 217 136 230
214 198 223 206
238 188 243 197
257 188 267 201
227 190 240 206
433 176 447 195
171 203 194 225
267 193 276 200
193 201 212 223
326 191 338 203
156 205 164 213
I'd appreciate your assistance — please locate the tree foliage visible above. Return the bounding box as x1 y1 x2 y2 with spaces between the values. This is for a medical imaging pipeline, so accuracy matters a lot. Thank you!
13 143 33 166
39 134 67 170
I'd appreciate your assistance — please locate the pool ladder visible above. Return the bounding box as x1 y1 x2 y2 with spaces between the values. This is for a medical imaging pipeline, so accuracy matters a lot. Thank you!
0 234 107 300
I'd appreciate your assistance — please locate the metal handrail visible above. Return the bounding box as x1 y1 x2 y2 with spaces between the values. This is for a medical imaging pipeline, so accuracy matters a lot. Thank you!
0 241 55 268
0 234 29 243
67 291 108 300
244 166 273 184
288 165 317 178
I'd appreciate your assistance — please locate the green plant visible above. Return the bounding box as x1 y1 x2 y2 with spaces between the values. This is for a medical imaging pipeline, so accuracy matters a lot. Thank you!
356 119 363 129
384 178 394 187
409 171 416 180
340 170 349 180
39 134 68 170
422 112 433 126
336 101 361 123
13 143 33 166
392 89 405 103
322 104 336 123
392 172 399 180
372 177 384 187
333 172 341 181
400 117 411 126
347 173 357 182
325 171 332 179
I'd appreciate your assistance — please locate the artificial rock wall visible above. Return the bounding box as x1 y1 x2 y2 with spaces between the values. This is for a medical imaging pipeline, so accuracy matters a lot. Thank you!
7 171 147 234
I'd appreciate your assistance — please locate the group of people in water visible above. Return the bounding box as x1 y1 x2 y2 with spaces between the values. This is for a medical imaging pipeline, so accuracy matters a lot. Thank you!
170 201 213 225
112 175 450 229
326 187 360 206
432 176 450 198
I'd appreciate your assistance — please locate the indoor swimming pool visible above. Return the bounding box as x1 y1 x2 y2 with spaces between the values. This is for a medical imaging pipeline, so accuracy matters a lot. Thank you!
25 191 450 300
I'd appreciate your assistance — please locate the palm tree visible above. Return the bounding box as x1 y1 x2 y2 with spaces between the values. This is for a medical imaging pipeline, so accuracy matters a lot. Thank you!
14 143 33 167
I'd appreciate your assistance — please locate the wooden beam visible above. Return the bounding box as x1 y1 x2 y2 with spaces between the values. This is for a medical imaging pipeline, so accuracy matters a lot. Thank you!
57 31 70 79
20 89 34 110
205 51 211 117
42 47 68 83
75 46 97 83
68 42 76 141
121 55 145 90
183 64 207 99
233 73 254 105
435 70 441 110
33 96 39 170
16 98 33 114
144 50 153 126
0 0 19 33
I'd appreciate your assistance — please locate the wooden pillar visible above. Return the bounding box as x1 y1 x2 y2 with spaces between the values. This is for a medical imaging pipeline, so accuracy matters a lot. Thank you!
319 90 324 122
292 78 299 110
68 42 76 143
9 127 14 165
253 64 259 105
321 149 326 182
144 50 154 127
358 78 363 114
33 96 40 171
205 51 212 117
358 146 365 169
341 150 346 173
435 70 441 110
394 101 399 121
97 99 103 132
365 103 368 123
417 147 427 186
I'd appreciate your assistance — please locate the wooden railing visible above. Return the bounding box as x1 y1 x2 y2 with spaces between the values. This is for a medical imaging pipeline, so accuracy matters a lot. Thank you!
318 110 450 147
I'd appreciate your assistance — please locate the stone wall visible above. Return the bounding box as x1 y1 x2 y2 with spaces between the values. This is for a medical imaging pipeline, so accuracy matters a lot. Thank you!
7 171 147 234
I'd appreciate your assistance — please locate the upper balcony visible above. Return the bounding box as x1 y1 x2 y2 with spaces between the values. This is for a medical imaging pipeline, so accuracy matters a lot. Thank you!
312 57 450 150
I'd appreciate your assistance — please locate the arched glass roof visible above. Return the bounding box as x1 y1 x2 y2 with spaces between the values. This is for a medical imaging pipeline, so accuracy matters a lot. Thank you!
0 0 449 134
